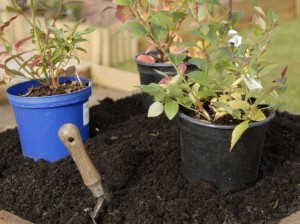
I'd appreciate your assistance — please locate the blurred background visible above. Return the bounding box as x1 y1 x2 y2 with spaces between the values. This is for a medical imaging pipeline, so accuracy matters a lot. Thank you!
0 0 299 115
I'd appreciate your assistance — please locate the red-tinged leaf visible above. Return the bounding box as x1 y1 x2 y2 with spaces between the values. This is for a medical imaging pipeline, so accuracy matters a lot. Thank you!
4 51 30 64
170 46 188 54
0 51 8 57
136 54 155 63
178 63 187 74
15 36 31 50
0 64 8 70
159 76 173 84
29 55 41 68
145 45 156 54
0 15 19 33
0 64 12 76
281 65 288 78
116 5 131 23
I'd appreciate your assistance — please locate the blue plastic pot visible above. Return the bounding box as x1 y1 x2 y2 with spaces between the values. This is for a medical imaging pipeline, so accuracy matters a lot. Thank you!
6 77 92 162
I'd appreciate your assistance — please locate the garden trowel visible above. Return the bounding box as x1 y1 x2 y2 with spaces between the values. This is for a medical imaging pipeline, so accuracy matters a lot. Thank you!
58 123 104 224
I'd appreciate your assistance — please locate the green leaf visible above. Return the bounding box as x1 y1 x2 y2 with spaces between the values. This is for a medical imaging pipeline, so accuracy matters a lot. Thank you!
237 43 248 56
179 97 192 107
192 83 200 93
231 120 250 151
151 23 168 41
232 109 242 119
75 47 87 54
173 12 187 23
206 24 219 43
140 83 161 94
76 27 96 36
168 53 186 66
227 100 250 110
200 24 209 35
165 101 179 120
112 0 129 6
154 93 167 101
189 58 206 71
213 101 233 114
253 15 266 30
170 74 181 84
230 11 244 26
120 21 147 39
154 69 169 78
197 4 208 20
169 86 183 97
6 69 26 77
188 71 209 86
258 64 277 77
73 56 80 64
249 62 258 77
148 102 164 117
268 9 279 23
51 49 62 61
197 90 216 99
150 11 173 28
6 6 22 13
251 108 266 121
254 6 265 17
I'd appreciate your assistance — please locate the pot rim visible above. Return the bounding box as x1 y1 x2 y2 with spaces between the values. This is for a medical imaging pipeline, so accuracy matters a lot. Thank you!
179 110 275 130
6 76 92 108
134 52 194 67
6 76 91 99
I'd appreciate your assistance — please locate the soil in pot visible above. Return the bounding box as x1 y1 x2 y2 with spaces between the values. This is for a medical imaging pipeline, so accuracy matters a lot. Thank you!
0 94 299 224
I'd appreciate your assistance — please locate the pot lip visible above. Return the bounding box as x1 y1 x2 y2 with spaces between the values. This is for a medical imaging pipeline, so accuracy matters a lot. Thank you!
6 76 92 99
134 52 195 67
6 76 92 108
179 110 275 130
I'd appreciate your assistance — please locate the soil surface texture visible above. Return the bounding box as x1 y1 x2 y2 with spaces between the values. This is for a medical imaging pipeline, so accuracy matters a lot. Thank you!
0 94 299 224
26 81 89 97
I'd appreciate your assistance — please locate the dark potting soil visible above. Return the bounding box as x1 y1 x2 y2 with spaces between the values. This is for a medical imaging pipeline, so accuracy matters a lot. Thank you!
0 94 299 224
25 81 89 97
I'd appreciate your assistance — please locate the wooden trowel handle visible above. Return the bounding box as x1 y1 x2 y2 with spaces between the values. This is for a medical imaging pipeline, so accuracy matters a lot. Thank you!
58 123 104 198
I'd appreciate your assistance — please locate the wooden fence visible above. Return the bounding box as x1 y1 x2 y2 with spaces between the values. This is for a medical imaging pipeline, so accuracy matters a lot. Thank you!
1 0 300 65
222 0 300 24
0 10 138 67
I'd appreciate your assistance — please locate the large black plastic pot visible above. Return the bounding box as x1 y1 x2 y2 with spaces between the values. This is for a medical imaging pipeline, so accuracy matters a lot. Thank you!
135 53 198 110
179 110 275 191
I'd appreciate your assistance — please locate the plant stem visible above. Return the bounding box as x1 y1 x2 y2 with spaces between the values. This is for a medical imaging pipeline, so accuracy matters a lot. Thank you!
228 0 233 22
30 0 46 81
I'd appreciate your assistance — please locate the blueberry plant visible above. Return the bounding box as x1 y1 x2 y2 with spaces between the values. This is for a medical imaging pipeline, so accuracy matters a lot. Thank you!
0 0 94 89
126 0 288 150
113 0 193 63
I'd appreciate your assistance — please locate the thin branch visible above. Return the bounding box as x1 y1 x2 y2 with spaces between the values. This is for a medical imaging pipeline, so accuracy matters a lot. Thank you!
228 0 233 21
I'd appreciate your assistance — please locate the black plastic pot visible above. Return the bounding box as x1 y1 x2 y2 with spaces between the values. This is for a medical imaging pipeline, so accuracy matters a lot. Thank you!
135 53 198 110
179 111 275 191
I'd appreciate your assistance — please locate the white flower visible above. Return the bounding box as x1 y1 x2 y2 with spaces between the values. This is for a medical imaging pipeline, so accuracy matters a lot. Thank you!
228 30 242 48
243 74 263 90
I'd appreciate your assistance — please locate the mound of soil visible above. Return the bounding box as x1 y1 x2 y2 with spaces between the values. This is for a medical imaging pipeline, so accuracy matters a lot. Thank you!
0 95 299 224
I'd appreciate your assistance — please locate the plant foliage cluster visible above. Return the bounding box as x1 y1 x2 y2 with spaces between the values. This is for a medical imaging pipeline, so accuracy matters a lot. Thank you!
114 0 288 149
0 0 94 89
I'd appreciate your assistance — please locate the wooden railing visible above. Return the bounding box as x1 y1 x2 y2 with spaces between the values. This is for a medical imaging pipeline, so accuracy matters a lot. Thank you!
1 0 299 65
0 11 138 67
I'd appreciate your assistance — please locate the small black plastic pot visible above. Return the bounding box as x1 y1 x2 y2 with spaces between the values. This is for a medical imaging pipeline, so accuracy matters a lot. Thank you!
178 110 275 191
135 52 198 110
